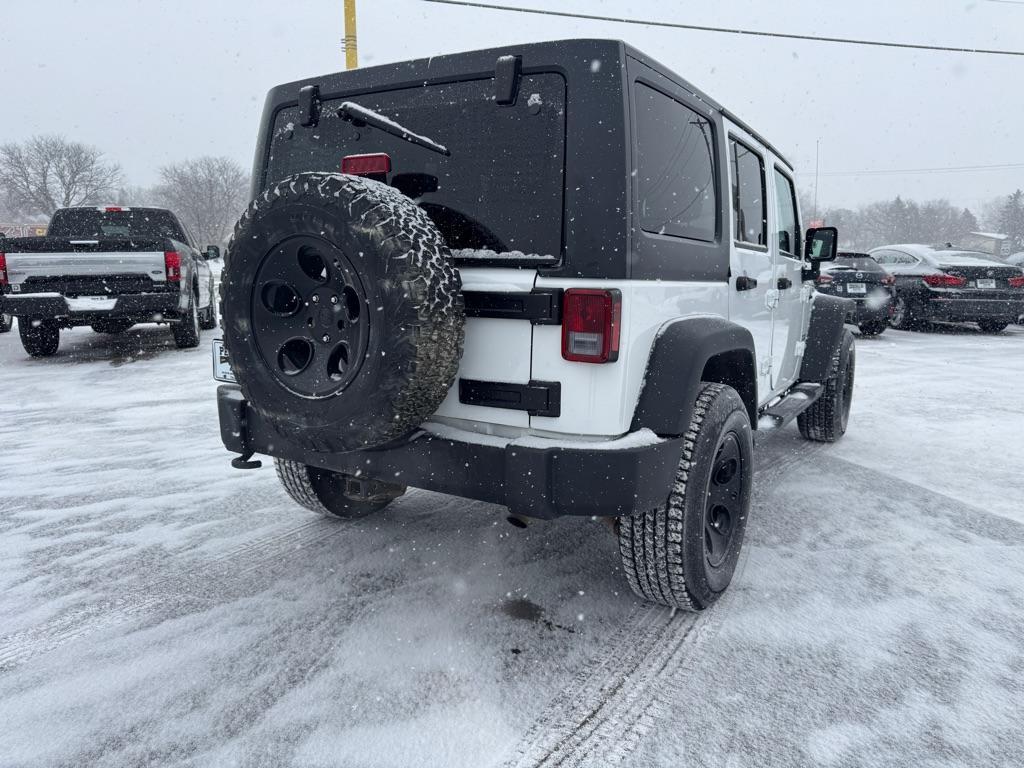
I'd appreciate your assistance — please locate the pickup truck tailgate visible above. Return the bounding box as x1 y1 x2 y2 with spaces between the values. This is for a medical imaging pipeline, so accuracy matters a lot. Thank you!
5 250 167 293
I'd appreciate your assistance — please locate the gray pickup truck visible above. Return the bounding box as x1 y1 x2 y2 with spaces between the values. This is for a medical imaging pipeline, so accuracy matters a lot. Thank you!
0 206 219 356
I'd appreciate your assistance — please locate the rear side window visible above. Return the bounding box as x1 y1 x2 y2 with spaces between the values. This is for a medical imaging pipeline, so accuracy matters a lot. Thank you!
635 84 717 242
730 139 766 247
773 168 800 257
47 209 186 242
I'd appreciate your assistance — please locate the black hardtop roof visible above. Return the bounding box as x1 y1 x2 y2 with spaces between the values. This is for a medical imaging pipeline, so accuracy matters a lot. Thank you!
267 38 792 169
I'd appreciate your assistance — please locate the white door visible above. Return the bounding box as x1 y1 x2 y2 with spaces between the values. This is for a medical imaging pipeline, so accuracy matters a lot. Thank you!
726 132 774 404
769 165 809 391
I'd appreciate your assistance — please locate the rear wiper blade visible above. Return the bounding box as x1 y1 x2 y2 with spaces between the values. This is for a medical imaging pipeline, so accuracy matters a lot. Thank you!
337 101 451 157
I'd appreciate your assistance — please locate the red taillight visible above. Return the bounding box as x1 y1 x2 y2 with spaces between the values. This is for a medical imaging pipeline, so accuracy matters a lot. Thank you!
164 251 181 282
922 273 967 288
0 252 7 287
881 274 896 286
562 289 621 363
104 206 124 212
1009 276 1024 289
341 153 391 177
816 273 833 285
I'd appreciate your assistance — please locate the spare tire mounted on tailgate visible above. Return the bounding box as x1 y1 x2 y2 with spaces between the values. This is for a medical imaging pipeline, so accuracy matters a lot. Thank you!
220 172 464 452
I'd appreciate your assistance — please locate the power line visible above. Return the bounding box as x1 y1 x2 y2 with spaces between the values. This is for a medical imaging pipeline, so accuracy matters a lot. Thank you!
421 0 1024 57
797 162 1024 177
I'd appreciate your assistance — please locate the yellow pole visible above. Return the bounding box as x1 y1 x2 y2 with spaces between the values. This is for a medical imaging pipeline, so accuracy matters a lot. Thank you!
344 0 358 70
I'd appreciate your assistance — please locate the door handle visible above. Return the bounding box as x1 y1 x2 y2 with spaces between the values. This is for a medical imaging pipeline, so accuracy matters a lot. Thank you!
736 276 758 291
777 277 793 290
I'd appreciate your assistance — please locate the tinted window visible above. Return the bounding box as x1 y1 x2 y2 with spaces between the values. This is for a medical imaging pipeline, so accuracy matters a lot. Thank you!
730 140 766 246
267 74 567 257
47 209 186 241
635 84 717 242
773 169 800 257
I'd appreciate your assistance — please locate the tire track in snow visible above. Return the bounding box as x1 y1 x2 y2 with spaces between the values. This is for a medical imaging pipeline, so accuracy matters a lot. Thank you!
0 515 348 671
503 439 826 768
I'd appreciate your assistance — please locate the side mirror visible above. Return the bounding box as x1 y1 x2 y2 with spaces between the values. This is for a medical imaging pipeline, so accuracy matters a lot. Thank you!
805 227 838 263
205 245 221 260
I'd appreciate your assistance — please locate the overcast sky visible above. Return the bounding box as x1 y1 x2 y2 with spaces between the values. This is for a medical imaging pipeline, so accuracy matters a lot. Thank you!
3 0 1022 212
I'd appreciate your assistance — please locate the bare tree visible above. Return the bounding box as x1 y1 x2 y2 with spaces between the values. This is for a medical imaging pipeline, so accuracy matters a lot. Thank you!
153 156 249 246
0 135 122 217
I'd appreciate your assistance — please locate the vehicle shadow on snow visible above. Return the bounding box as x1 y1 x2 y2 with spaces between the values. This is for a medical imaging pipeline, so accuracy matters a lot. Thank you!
10 325 193 367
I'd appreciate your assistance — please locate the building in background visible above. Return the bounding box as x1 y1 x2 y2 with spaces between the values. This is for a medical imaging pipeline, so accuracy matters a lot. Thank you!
960 231 1011 257
0 224 48 238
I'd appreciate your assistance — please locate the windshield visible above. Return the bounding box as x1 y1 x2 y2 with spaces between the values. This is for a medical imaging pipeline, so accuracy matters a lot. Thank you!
47 209 186 242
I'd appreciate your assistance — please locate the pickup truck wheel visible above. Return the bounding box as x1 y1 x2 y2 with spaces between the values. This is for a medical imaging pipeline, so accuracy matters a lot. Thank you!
797 328 855 443
91 319 133 334
0 313 12 333
220 172 464 453
274 459 406 519
618 383 753 611
199 292 217 330
19 318 60 357
978 319 1008 334
172 289 201 349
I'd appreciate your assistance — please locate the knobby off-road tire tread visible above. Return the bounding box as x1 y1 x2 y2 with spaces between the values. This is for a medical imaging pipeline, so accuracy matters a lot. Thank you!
797 329 854 442
220 173 464 453
619 384 731 612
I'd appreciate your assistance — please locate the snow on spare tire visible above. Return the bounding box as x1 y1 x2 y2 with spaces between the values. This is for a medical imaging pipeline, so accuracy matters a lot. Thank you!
220 172 464 453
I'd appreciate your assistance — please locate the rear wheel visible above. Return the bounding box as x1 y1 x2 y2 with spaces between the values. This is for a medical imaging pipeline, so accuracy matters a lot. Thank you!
275 459 406 519
978 319 1008 334
889 294 919 330
19 318 60 357
172 289 201 349
798 329 855 443
618 383 753 611
857 320 886 337
199 291 217 330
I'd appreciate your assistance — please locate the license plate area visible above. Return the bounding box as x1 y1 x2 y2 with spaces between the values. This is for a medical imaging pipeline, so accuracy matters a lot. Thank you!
212 339 236 383
975 278 997 289
846 282 867 295
66 296 117 311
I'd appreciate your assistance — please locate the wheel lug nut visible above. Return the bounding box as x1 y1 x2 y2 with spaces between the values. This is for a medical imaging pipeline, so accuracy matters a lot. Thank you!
322 334 330 343
330 296 339 304
311 295 319 303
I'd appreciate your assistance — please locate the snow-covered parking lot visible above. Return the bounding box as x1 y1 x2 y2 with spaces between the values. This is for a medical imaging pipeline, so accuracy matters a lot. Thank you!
1 321 1023 767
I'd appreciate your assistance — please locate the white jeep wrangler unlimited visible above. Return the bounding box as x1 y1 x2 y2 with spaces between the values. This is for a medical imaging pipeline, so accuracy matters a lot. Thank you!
215 40 854 610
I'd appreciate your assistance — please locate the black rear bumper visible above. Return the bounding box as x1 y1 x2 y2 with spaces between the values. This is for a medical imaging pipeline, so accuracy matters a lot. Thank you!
0 291 181 324
217 385 683 519
922 294 1024 323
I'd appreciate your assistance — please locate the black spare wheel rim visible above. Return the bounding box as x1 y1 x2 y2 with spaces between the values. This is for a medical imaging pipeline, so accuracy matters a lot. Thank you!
251 235 370 398
704 431 744 570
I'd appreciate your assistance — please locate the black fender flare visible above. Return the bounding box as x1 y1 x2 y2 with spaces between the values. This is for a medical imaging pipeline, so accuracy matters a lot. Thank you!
631 316 757 436
800 293 854 383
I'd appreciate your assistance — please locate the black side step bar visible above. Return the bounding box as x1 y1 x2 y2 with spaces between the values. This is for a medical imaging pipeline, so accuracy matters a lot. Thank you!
759 383 824 430
462 289 562 325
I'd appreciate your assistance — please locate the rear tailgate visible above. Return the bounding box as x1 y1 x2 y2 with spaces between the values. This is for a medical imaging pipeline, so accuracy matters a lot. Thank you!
4 238 168 295
263 71 568 431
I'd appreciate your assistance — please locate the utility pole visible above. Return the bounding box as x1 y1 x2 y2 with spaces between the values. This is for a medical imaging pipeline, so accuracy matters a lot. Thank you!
813 139 820 220
344 0 358 70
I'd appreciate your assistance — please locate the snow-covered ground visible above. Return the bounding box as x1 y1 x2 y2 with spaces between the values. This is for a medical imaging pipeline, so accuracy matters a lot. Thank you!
1 321 1022 767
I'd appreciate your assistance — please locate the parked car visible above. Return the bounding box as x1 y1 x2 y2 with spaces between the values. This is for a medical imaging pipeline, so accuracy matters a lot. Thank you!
869 244 1024 333
816 251 894 336
0 206 219 357
214 39 854 611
